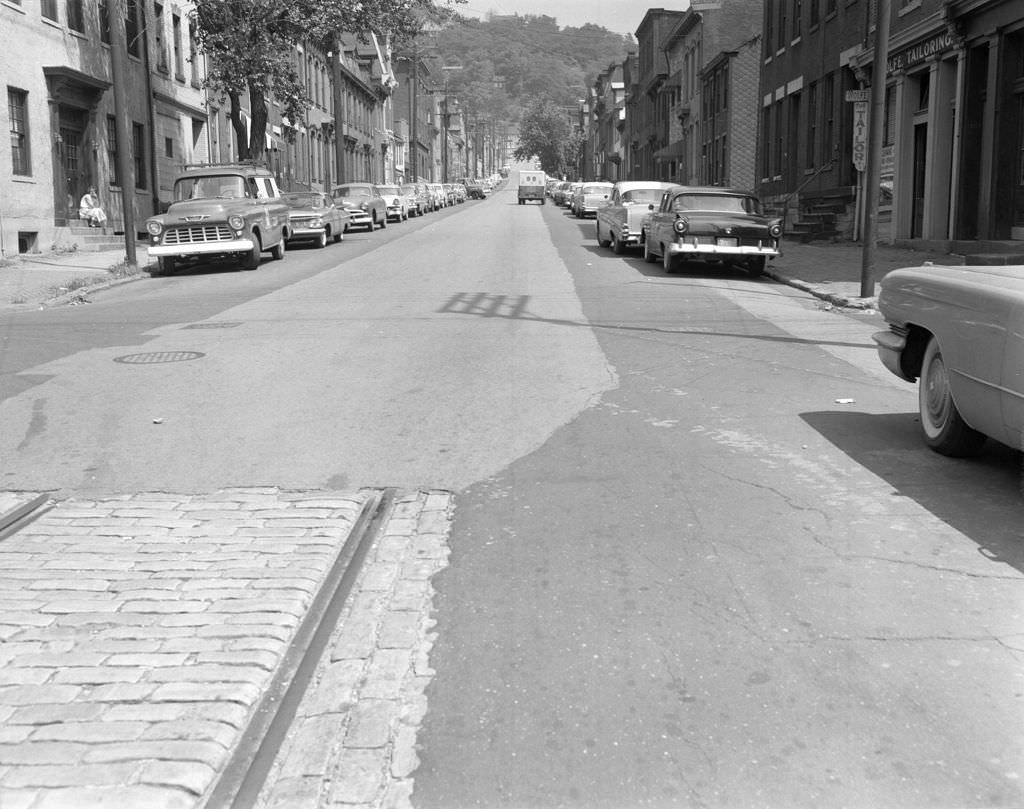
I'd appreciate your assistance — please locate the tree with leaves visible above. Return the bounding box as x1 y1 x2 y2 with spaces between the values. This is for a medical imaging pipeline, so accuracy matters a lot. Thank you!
191 0 460 162
513 98 584 179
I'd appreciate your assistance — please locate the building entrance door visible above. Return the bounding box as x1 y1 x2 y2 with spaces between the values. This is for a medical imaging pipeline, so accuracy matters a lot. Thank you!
1013 93 1024 241
59 106 89 221
911 122 928 238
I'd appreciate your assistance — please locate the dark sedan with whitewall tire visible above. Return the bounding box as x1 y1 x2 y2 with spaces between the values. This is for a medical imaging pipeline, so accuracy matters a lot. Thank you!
873 263 1024 457
642 186 781 277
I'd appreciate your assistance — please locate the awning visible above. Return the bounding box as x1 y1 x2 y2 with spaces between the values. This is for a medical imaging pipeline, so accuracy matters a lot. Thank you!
654 140 685 162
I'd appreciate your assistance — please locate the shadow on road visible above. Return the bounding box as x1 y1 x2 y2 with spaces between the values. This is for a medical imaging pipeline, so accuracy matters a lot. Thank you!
801 409 1024 575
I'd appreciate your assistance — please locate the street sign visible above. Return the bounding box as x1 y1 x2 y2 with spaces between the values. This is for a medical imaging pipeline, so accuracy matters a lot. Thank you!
845 89 871 103
852 101 868 172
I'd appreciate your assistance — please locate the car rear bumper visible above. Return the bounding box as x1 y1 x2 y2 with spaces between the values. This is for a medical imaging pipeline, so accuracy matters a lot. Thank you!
666 242 780 258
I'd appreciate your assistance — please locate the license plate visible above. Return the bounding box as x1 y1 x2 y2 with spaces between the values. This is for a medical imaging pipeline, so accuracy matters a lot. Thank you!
717 237 738 247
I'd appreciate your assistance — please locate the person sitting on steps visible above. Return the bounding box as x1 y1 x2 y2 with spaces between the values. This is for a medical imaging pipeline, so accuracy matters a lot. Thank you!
79 186 108 228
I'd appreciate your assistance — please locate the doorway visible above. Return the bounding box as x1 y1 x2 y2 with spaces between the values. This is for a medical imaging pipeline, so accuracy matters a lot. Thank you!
59 106 89 221
911 122 928 238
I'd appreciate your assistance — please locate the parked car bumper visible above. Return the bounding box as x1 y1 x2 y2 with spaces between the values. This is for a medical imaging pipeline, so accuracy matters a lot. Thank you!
872 327 914 382
386 205 404 220
345 212 373 229
287 225 328 242
149 237 254 257
666 241 780 259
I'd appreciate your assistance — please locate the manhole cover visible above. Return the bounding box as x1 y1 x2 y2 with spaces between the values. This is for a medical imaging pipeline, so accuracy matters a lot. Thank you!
182 322 242 330
113 351 205 364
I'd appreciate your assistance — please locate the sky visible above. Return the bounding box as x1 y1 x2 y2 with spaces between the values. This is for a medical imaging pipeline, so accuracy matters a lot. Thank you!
455 0 690 37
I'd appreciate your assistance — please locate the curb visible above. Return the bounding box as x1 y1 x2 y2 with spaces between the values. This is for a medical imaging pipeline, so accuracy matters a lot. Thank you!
765 268 878 311
37 261 154 308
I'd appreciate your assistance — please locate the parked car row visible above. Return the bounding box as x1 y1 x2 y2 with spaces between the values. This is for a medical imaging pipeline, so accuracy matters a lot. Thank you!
590 180 783 278
145 162 489 275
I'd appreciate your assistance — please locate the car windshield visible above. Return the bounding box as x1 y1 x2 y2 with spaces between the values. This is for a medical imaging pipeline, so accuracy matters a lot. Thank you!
620 189 663 205
283 193 325 209
378 186 400 195
174 175 248 201
670 194 762 214
335 186 370 197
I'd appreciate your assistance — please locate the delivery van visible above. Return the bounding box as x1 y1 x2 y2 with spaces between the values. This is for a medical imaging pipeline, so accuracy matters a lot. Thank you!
518 170 546 205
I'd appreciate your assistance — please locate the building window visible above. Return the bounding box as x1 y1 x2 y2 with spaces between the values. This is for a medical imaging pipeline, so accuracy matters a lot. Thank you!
8 88 30 176
99 0 109 43
807 81 817 167
810 0 820 26
188 21 199 84
132 122 146 188
826 0 837 16
154 3 167 71
126 0 140 57
778 0 787 48
774 100 784 178
67 0 84 32
172 13 184 78
41 0 58 21
765 0 775 53
762 105 772 177
165 137 173 158
793 0 802 38
823 73 835 160
107 116 120 185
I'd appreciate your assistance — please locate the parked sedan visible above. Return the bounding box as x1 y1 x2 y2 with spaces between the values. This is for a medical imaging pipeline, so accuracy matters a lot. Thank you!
642 186 781 276
595 181 677 254
571 181 614 218
282 192 349 248
872 264 1024 457
377 184 409 222
331 183 387 231
402 183 431 216
552 182 574 206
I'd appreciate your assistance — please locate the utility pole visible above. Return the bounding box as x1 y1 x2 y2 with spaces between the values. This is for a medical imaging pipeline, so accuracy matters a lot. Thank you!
860 0 891 298
105 0 136 268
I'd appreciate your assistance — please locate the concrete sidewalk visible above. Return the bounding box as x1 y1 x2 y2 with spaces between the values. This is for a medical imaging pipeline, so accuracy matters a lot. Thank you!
0 244 153 310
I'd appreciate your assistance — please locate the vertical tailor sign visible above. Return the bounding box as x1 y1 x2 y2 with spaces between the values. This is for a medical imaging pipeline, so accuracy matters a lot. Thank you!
852 102 868 172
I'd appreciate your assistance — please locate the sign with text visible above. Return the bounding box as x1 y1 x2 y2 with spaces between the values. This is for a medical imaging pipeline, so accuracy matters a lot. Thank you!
887 30 956 74
852 102 868 172
845 90 870 103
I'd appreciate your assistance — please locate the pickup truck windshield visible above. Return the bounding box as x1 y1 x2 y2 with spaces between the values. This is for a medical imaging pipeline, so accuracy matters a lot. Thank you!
174 175 248 201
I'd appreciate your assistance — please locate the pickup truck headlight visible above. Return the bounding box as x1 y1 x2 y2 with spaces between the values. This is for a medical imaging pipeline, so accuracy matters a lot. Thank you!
769 222 782 238
146 221 163 236
228 214 245 230
673 217 689 235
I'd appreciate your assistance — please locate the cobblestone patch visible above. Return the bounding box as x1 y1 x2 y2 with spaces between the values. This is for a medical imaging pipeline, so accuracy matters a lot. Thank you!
0 488 367 809
254 490 453 809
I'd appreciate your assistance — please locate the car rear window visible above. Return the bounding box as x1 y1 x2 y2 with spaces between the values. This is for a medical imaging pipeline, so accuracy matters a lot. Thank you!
671 194 761 214
335 186 370 197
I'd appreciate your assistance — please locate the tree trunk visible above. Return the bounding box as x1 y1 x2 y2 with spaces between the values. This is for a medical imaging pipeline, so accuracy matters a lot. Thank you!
228 91 250 160
248 84 268 164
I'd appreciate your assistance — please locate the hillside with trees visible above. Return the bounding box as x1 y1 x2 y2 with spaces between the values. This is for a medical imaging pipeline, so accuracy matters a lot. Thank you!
428 14 633 130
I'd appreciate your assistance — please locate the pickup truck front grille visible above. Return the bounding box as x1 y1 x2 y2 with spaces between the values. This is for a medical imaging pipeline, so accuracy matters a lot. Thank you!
164 225 233 245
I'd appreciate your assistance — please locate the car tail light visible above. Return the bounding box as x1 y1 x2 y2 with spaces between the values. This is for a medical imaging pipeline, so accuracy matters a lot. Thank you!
673 217 688 235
